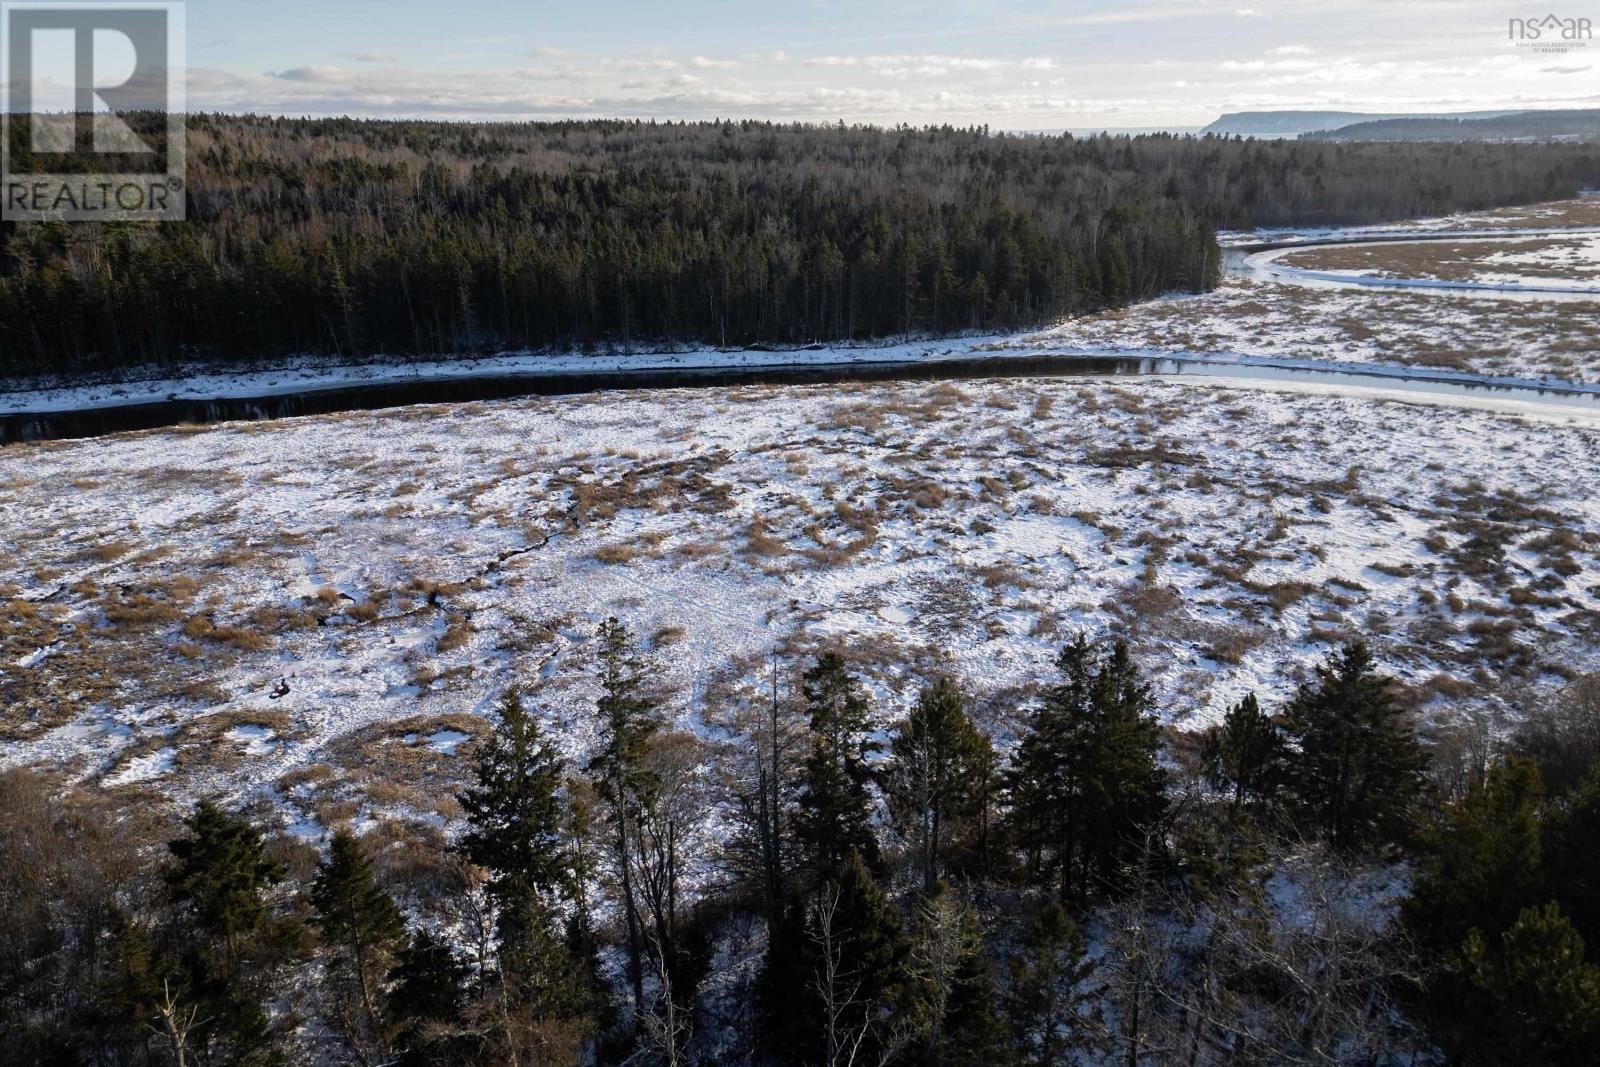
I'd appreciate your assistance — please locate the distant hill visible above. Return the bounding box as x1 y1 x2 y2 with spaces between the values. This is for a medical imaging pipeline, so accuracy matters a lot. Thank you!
1303 109 1600 143
1202 109 1512 138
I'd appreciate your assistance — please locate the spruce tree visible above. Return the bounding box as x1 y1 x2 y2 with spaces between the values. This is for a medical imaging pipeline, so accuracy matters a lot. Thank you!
1542 767 1600 951
1460 903 1600 1064
1005 635 1096 884
93 907 164 1059
1279 642 1427 852
1003 636 1166 900
311 829 406 1055
388 929 469 1065
164 799 287 1063
1407 756 1544 953
457 687 592 1057
887 677 996 892
796 651 880 879
584 616 662 1011
942 924 1007 1067
459 689 572 903
1199 691 1285 811
167 799 285 974
1005 900 1102 1067
804 851 911 1065
905 884 1005 1066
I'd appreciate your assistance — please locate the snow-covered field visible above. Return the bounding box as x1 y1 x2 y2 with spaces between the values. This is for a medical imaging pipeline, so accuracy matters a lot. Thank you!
1018 278 1600 383
1023 198 1600 383
1275 234 1600 288
3 377 1598 831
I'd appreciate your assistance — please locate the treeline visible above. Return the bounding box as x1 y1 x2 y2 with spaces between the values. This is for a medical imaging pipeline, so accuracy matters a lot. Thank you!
1 116 1596 378
6 625 1600 1065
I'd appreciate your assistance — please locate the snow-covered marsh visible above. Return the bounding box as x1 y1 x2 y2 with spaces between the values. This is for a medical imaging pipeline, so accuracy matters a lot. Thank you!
3 377 1597 834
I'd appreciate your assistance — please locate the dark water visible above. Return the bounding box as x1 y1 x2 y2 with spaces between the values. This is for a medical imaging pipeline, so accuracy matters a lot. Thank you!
3 353 1597 444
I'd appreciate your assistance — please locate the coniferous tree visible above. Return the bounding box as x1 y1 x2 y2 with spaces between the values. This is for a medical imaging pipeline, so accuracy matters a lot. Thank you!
585 616 662 1013
887 677 996 892
941 924 1008 1067
311 828 407 1058
1542 767 1600 951
804 851 912 1066
904 884 1006 1067
796 652 880 879
167 799 285 974
1199 691 1285 812
164 799 288 1064
93 907 165 1060
457 687 593 1061
1003 635 1166 900
1459 903 1600 1064
388 929 470 1065
1279 642 1428 852
754 891 814 1061
459 689 573 902
1407 756 1545 954
1005 900 1102 1067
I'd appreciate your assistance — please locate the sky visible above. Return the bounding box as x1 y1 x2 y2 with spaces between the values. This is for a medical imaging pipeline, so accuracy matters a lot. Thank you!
167 0 1600 127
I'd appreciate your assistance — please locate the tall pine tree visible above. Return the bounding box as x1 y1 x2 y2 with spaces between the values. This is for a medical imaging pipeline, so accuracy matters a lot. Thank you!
1279 642 1427 852
1199 691 1285 812
796 651 880 879
584 616 662 1013
311 828 407 1059
887 677 996 892
1003 636 1166 900
458 688 593 1061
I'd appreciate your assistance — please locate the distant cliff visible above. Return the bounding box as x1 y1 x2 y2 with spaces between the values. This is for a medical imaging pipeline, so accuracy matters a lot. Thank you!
1203 109 1510 138
1304 109 1600 142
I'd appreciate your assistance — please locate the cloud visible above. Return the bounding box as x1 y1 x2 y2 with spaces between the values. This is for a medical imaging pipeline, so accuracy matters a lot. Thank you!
600 57 681 71
1271 45 1312 56
269 66 351 83
351 52 397 64
1539 64 1591 74
690 56 740 69
805 53 1054 76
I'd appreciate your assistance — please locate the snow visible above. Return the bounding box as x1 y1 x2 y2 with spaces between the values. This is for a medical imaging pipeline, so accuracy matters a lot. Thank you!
4 372 1598 830
0 335 1021 417
225 724 279 756
103 746 176 786
1243 239 1600 296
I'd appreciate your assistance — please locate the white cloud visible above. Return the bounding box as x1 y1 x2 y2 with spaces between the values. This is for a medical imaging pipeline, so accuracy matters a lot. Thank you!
269 66 351 83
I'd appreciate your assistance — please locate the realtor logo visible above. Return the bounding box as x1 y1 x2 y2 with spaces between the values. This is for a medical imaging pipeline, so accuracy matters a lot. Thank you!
1508 13 1593 53
1 1 185 221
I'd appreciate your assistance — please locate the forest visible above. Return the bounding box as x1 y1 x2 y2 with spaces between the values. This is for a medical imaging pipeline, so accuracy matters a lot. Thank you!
1 116 1597 378
5 625 1599 1066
